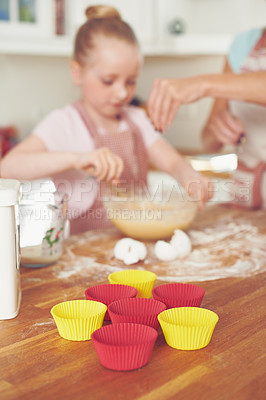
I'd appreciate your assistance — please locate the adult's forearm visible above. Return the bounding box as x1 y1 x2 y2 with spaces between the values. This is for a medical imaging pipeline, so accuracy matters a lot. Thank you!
0 151 77 180
203 72 266 105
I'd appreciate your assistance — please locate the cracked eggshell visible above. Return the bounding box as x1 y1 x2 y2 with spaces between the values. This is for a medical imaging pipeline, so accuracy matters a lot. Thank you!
114 238 147 265
154 240 179 261
170 229 192 258
123 251 140 265
114 238 134 261
130 240 147 260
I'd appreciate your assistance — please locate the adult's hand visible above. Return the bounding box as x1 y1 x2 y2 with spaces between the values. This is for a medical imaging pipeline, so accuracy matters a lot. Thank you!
148 71 266 133
147 76 206 132
203 108 245 146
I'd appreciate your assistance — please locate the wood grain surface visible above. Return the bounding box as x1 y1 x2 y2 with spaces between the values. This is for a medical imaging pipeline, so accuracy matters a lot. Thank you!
0 205 265 400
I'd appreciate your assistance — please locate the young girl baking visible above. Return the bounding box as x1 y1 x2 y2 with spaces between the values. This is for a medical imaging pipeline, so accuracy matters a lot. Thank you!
1 5 213 234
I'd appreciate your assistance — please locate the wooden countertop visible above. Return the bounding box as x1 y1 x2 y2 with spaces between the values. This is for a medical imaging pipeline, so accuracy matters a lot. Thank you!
0 205 265 400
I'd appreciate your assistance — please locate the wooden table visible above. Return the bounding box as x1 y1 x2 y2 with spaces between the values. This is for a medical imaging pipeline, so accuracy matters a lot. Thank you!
0 205 265 400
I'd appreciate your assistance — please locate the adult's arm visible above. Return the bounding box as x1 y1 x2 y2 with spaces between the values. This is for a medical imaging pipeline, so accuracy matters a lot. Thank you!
201 60 245 153
147 69 266 132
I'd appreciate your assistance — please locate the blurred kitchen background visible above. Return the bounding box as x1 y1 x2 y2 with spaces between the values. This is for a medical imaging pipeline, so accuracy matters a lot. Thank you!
0 0 265 157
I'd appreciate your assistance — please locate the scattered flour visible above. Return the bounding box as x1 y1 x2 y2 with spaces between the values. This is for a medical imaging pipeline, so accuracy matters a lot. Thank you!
53 230 123 282
52 218 266 284
150 220 266 282
32 319 54 327
55 256 121 281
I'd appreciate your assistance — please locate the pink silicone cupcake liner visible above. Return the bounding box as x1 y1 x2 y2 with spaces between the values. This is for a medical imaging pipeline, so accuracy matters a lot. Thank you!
85 284 137 320
152 283 205 309
108 297 166 330
91 322 158 371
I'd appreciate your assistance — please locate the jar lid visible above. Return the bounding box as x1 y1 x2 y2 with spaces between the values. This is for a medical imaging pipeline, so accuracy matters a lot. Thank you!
19 179 66 207
20 179 57 205
0 178 20 206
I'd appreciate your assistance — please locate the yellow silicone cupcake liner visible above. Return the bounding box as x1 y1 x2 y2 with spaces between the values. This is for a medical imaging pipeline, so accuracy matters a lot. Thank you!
108 270 157 298
51 300 107 341
158 307 219 350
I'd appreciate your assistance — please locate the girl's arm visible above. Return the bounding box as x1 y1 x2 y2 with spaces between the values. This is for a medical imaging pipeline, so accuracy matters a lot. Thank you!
0 135 123 181
147 137 214 208
0 135 76 179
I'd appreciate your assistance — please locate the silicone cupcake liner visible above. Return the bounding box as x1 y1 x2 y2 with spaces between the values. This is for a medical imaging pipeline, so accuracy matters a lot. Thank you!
51 300 107 341
108 270 157 298
108 297 166 330
158 307 219 350
91 322 158 371
85 284 137 320
152 283 205 309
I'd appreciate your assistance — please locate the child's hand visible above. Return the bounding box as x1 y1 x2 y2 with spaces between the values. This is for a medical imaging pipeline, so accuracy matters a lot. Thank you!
204 108 244 145
76 147 124 182
185 175 214 211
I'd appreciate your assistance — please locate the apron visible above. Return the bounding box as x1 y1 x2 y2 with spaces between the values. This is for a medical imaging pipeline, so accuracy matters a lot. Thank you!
70 100 148 234
229 29 266 209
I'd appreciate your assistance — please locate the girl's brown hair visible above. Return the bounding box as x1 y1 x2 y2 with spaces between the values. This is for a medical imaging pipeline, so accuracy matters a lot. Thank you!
73 5 139 66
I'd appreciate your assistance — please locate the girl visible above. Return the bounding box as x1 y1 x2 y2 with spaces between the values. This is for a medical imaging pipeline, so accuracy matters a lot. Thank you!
1 5 213 234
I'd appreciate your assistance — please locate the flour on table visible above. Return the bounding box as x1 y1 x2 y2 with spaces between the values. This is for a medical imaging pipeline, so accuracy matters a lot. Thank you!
53 220 266 283
150 219 266 282
55 256 121 281
32 319 54 327
53 229 123 282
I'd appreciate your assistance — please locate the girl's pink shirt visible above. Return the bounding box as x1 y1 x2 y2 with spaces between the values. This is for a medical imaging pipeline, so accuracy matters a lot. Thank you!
33 104 160 152
32 104 160 217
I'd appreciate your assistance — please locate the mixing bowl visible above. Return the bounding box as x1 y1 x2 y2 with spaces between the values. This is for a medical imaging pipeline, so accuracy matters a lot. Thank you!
102 183 198 240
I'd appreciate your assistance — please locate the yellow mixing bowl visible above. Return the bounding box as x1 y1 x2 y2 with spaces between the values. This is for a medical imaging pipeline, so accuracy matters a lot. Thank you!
103 185 198 240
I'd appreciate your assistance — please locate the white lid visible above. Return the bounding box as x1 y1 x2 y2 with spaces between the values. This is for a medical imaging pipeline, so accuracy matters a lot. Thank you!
20 178 56 194
0 178 21 206
20 178 57 205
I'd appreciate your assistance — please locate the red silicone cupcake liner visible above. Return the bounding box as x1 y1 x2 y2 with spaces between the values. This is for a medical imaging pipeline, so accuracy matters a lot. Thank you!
152 283 205 309
108 297 166 330
91 322 158 371
85 284 137 320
